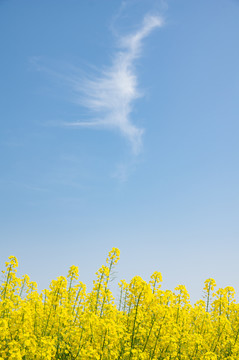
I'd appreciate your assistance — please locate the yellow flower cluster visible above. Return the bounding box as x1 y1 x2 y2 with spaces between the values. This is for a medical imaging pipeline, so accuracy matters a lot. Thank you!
0 248 239 359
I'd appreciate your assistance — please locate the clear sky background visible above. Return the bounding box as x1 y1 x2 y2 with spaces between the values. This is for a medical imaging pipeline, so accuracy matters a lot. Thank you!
1 0 239 304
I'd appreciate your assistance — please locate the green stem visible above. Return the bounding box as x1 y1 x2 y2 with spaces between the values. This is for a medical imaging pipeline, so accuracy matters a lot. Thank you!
129 292 142 360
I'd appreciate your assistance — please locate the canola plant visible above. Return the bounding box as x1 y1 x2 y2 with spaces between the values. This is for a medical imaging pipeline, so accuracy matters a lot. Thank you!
0 248 238 359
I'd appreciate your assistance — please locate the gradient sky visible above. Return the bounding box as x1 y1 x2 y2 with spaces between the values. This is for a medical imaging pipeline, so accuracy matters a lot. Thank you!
1 0 239 304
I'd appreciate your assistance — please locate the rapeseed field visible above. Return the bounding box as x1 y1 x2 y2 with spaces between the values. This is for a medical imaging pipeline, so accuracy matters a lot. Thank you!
0 248 238 359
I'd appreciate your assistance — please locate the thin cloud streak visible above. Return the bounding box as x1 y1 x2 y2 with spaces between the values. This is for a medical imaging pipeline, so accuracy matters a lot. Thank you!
66 14 163 154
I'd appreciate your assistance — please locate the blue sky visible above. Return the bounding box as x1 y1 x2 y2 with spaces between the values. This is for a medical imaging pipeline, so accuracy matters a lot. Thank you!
1 0 239 304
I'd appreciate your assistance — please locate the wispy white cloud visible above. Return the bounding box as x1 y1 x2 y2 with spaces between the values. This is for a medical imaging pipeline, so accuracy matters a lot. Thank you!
65 14 163 154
